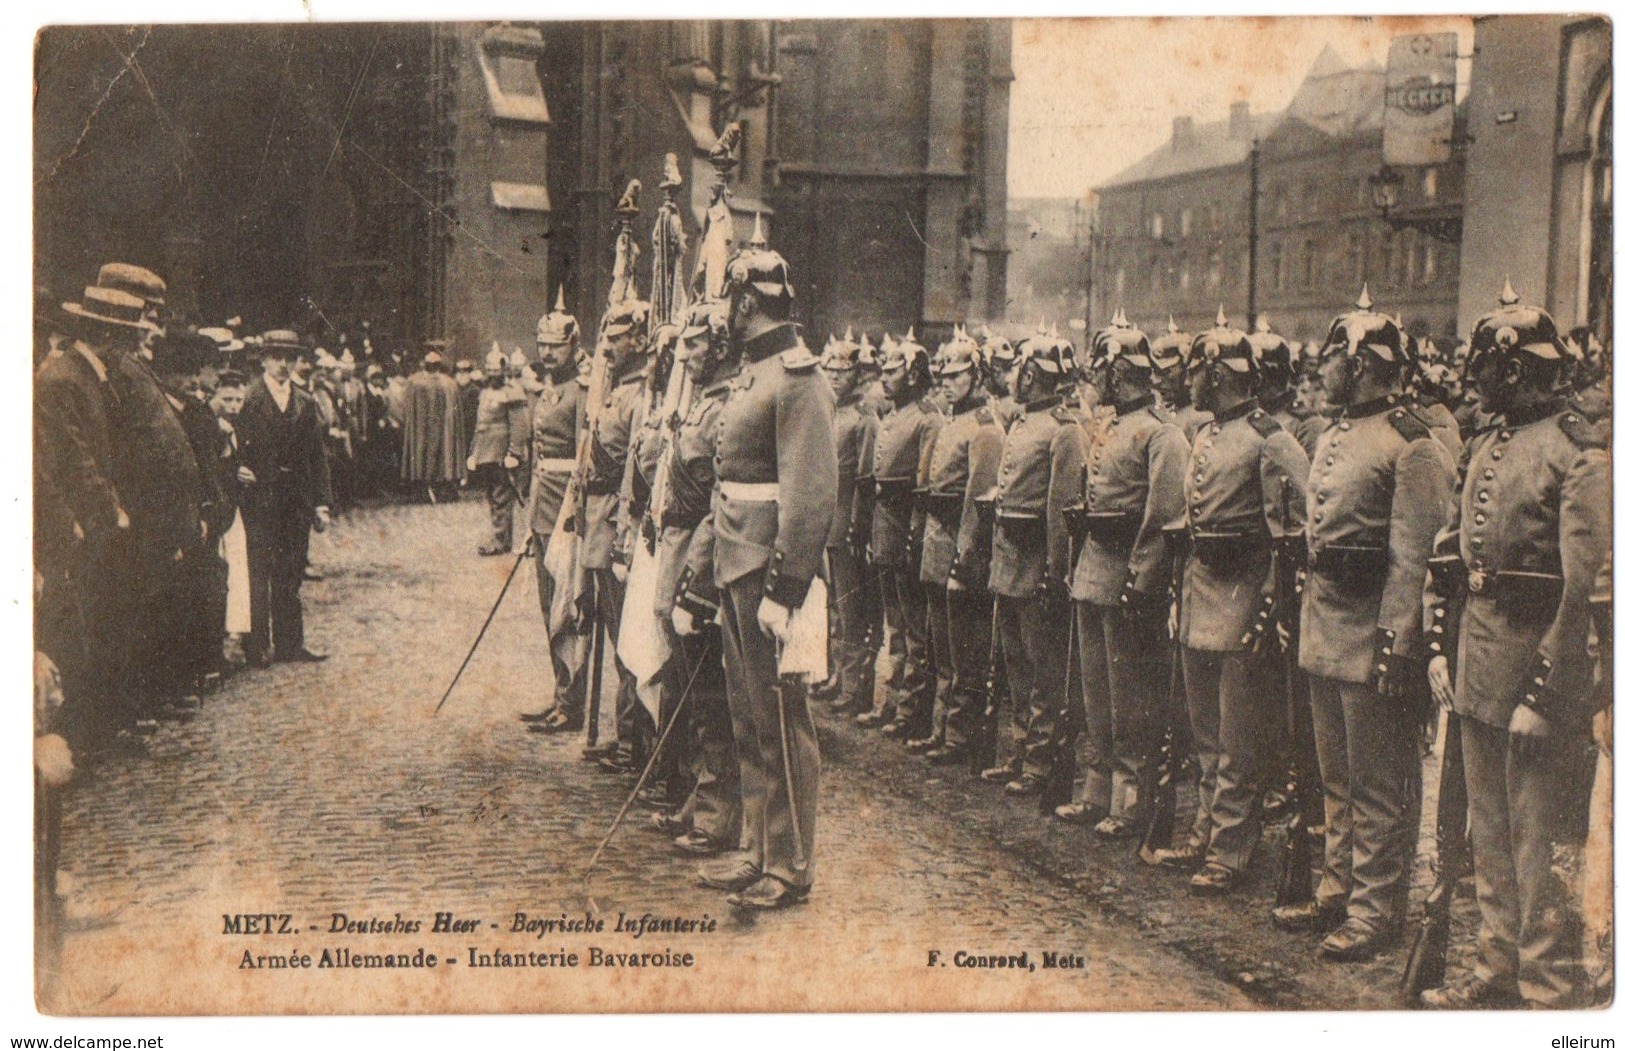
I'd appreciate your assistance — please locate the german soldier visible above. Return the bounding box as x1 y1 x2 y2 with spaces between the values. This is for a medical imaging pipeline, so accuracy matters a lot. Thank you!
654 299 743 857
519 291 589 733
981 328 1021 424
1420 286 1609 1009
1280 288 1453 961
820 330 881 717
979 335 1086 796
914 328 1005 764
856 333 942 737
1066 317 1188 834
1165 312 1309 893
1253 316 1328 457
695 229 837 909
468 346 529 556
1150 315 1213 443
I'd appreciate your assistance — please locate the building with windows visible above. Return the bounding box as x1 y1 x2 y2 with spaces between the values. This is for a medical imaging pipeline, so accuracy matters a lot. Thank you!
1455 15 1610 344
35 20 1010 357
1091 45 1466 345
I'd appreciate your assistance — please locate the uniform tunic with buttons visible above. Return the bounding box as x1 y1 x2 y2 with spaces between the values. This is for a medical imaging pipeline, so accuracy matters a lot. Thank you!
1179 403 1309 651
583 370 645 569
1069 398 1189 606
1172 401 1214 446
988 397 1086 600
1299 399 1453 683
656 372 735 619
526 373 587 537
1270 403 1329 459
469 382 530 467
869 398 942 569
832 398 879 550
920 397 1005 587
710 326 838 608
1443 407 1610 731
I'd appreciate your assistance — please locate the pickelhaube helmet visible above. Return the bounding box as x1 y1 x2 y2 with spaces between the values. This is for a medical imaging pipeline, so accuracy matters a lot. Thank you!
1466 279 1573 371
821 326 865 371
1250 314 1297 390
1191 306 1256 373
1323 284 1403 364
935 324 983 378
537 286 580 345
980 326 1017 367
1088 308 1152 372
1149 315 1194 372
483 344 508 374
724 213 794 306
881 327 933 388
680 298 731 346
1017 332 1070 377
602 294 651 341
856 333 879 372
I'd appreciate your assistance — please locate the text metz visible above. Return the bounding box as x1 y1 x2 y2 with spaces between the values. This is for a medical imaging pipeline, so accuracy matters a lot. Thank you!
223 914 296 935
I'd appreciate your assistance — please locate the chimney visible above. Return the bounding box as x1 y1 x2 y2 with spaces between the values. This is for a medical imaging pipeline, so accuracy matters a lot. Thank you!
1229 101 1252 140
1171 116 1195 150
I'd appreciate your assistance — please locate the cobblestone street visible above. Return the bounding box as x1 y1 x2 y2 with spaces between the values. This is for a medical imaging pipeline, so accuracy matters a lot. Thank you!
50 500 1455 1014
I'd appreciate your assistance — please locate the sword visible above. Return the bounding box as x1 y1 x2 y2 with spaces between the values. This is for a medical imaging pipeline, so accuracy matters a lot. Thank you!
433 538 533 716
774 640 809 870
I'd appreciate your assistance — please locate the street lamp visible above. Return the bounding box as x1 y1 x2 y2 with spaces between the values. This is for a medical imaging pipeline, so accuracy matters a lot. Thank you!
1368 165 1404 219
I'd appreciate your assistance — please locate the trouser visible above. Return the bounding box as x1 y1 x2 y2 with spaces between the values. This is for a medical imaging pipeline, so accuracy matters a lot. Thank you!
590 568 652 756
669 625 740 844
996 594 1069 779
876 565 933 728
925 584 995 749
1078 602 1165 820
828 544 879 709
475 463 518 551
1460 713 1590 1007
243 503 311 659
1308 675 1420 931
1182 645 1276 873
532 537 587 718
35 771 62 1005
720 570 819 889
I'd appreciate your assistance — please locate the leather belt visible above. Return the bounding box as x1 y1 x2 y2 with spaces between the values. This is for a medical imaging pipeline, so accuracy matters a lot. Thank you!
718 481 780 502
1467 568 1562 597
536 457 575 472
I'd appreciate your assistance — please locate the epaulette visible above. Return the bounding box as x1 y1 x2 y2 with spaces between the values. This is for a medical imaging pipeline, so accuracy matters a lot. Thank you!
975 405 997 426
1147 403 1173 423
574 374 590 387
1557 409 1607 450
1051 404 1075 424
781 344 819 371
1289 405 1317 421
1246 407 1284 438
1386 406 1432 443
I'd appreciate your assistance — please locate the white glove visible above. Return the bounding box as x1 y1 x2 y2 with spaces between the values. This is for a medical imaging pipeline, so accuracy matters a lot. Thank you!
672 606 698 637
502 455 520 470
757 596 792 645
467 455 478 472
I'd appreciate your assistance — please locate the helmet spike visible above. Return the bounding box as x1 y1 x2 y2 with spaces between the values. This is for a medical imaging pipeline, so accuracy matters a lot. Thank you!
1256 313 1272 334
749 211 767 248
1111 306 1128 328
844 325 854 342
905 325 916 344
554 285 566 313
1395 311 1405 329
1499 277 1519 306
1166 313 1180 335
1215 304 1228 328
1356 283 1373 311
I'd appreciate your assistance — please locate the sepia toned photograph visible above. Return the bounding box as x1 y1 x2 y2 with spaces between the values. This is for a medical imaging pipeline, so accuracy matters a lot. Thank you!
27 9 1613 1024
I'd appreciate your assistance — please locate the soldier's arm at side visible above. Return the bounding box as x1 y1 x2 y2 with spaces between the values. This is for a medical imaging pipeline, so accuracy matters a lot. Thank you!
849 413 878 548
1128 423 1190 598
955 418 1004 577
1259 431 1311 604
1527 446 1612 720
1044 419 1086 583
676 512 722 622
764 368 838 609
505 395 529 463
1376 438 1453 663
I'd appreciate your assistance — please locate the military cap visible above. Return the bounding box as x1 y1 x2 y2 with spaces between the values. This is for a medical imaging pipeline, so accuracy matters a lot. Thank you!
61 285 153 332
1466 279 1574 368
725 213 794 305
537 286 580 345
1149 315 1194 371
1191 306 1256 372
881 327 933 386
96 263 166 307
935 324 981 376
1323 284 1404 363
258 329 307 358
1088 308 1152 371
981 326 1017 366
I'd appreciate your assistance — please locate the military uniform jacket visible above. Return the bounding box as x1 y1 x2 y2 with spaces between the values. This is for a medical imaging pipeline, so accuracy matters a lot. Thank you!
868 397 942 569
657 371 735 620
919 395 1005 588
710 324 838 609
1298 397 1453 684
469 382 530 466
1172 401 1214 445
526 372 587 537
1411 397 1463 462
582 369 644 569
988 396 1085 600
1268 401 1329 458
1177 401 1309 651
1070 397 1189 607
1432 405 1610 731
35 345 124 545
831 397 878 551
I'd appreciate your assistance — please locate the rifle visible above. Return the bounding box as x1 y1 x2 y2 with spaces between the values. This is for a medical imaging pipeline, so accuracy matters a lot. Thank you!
1273 475 1316 906
975 494 1003 775
1138 527 1188 864
1401 552 1469 1000
1040 535 1080 815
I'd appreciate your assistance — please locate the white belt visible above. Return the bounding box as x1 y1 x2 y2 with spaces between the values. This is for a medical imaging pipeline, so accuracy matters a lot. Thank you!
718 481 780 502
537 458 575 472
